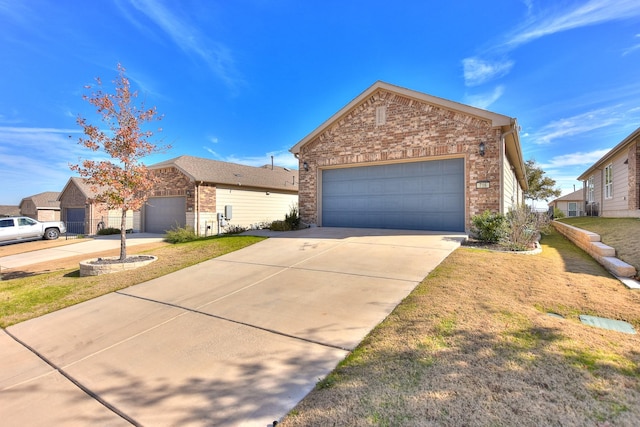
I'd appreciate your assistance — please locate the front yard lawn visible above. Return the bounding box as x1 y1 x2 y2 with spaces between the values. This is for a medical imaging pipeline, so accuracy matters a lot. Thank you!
280 228 640 426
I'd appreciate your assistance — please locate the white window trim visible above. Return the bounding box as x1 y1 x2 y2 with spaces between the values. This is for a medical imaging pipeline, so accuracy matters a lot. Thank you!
587 176 594 203
604 164 613 199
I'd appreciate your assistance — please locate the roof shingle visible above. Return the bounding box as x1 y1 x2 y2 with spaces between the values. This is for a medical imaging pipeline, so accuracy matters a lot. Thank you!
149 155 298 192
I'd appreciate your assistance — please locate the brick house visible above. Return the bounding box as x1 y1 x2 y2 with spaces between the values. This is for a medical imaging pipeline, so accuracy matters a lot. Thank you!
145 155 298 234
58 178 133 234
19 192 61 221
577 126 640 218
290 81 527 232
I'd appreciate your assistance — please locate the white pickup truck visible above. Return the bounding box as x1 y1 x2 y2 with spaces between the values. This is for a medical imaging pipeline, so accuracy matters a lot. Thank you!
0 216 67 242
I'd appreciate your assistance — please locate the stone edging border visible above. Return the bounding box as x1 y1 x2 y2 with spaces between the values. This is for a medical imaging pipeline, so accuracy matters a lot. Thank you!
79 256 158 277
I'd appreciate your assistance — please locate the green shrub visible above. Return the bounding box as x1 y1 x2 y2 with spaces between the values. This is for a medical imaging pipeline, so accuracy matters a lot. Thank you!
285 204 300 230
470 210 507 243
270 220 291 231
97 227 121 235
553 207 566 219
164 225 198 243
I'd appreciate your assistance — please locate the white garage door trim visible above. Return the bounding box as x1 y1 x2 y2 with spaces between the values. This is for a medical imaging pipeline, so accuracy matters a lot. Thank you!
320 158 465 232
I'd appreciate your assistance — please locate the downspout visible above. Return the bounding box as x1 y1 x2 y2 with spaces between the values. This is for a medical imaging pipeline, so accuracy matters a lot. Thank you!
196 181 203 235
195 182 199 236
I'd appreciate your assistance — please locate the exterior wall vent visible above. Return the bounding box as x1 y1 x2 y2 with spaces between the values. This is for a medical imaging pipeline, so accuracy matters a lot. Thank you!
376 106 386 126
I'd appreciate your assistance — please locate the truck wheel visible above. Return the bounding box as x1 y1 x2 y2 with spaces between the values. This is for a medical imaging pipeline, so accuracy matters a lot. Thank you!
44 228 60 240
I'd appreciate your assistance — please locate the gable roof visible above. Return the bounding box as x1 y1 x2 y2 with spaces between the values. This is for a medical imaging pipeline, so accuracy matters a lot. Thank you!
148 155 298 192
19 191 61 210
289 81 527 190
59 177 102 201
549 189 583 205
578 126 640 181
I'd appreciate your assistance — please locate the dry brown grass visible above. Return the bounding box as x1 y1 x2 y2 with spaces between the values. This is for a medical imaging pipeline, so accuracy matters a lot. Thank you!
280 229 640 426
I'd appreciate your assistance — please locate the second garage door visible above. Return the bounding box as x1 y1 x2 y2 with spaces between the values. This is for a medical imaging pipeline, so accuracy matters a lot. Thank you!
322 159 464 231
145 197 186 233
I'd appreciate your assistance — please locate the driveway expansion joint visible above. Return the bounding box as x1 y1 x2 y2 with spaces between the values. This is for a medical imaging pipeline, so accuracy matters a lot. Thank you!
2 328 140 426
115 291 352 352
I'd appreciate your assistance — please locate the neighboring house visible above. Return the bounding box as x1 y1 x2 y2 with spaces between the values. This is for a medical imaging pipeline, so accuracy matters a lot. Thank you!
577 127 640 218
290 81 527 232
548 189 584 217
58 177 134 234
0 205 20 217
145 155 298 234
19 191 61 221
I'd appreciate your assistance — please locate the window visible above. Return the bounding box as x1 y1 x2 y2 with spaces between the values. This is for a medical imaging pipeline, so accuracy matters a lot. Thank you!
18 218 36 226
604 164 613 199
568 202 578 217
587 176 594 203
0 219 14 228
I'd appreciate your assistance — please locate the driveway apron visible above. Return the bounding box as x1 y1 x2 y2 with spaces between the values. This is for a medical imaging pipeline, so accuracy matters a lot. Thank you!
1 228 464 426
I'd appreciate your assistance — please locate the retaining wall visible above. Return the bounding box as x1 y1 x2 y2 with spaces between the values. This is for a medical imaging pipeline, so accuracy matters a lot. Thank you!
552 221 636 278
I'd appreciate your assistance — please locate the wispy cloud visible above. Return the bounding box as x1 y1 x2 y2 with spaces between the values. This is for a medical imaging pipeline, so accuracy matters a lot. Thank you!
463 58 513 87
463 0 640 86
538 149 611 169
504 0 640 50
463 85 505 109
623 34 640 56
529 107 623 145
120 0 242 90
0 127 97 202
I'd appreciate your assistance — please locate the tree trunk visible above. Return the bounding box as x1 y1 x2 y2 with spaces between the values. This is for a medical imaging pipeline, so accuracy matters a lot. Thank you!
120 210 127 260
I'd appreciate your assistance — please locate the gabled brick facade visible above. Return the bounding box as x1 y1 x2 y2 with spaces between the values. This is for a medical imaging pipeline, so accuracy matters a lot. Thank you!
291 82 526 231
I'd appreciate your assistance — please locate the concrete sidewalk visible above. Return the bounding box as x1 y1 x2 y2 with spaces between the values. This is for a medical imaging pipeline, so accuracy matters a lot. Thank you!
0 233 166 270
0 228 465 426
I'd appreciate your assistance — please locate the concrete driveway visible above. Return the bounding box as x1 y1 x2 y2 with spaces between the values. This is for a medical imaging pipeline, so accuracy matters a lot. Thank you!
0 233 166 271
0 227 464 426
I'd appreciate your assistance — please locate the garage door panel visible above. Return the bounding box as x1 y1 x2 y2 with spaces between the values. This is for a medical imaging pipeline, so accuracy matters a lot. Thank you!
145 197 186 234
322 159 464 232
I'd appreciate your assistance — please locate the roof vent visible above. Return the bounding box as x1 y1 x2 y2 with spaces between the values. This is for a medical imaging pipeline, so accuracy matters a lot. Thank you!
376 106 386 126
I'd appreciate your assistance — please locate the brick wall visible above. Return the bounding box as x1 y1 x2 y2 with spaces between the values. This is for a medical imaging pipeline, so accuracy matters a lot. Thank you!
298 89 503 230
150 167 194 210
149 168 219 231
20 200 37 218
197 184 216 212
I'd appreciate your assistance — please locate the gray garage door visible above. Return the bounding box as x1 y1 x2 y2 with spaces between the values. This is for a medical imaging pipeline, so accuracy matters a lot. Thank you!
145 197 186 233
322 159 464 231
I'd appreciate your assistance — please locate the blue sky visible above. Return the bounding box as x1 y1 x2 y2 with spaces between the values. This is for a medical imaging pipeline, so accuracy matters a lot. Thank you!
1 0 639 205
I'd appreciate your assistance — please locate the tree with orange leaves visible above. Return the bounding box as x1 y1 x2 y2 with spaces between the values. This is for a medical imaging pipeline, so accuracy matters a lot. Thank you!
71 64 168 260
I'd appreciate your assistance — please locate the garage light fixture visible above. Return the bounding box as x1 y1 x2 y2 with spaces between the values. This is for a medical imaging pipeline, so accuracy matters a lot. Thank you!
303 161 309 172
479 142 486 157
